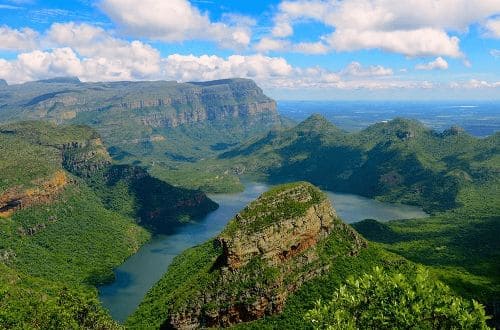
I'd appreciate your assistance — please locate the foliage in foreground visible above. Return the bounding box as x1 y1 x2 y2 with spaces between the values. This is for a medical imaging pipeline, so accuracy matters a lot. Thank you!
305 266 490 330
0 263 120 329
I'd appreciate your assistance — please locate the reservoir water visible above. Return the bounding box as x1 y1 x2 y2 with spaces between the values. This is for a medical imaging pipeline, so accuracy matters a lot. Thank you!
98 182 427 322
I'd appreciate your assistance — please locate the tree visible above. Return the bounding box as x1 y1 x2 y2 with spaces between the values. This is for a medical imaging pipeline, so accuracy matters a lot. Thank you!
305 266 491 329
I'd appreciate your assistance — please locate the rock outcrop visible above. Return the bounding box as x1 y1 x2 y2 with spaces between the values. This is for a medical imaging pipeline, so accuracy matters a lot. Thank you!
0 170 68 218
132 182 367 329
61 138 111 177
217 184 336 270
0 78 279 129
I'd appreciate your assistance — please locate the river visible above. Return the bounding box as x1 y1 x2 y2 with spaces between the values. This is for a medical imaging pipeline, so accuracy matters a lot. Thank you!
98 182 427 322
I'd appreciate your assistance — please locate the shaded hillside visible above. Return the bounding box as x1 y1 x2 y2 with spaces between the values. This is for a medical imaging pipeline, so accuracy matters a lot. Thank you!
221 115 499 212
217 114 500 327
0 78 288 170
0 121 217 328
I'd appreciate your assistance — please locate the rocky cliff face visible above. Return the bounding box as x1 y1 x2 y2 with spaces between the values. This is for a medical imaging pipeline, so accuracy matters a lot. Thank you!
0 170 68 218
217 184 336 270
0 78 279 129
131 182 367 329
61 138 111 176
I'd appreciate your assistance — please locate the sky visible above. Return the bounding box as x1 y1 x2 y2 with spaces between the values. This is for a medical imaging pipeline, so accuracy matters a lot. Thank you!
0 0 500 100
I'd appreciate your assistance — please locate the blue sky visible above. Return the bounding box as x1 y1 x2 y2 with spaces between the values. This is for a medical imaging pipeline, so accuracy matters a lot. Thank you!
0 0 499 100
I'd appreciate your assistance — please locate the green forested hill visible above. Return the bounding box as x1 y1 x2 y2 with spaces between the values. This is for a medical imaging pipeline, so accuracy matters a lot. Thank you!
221 115 499 212
128 182 492 329
0 78 291 187
0 121 217 328
216 114 500 326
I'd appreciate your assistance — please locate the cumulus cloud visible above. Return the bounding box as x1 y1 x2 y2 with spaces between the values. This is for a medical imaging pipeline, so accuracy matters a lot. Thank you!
161 55 416 90
0 21 494 93
45 22 161 79
326 28 461 58
99 0 252 49
0 22 163 83
264 0 500 57
491 49 500 58
0 42 415 90
415 57 449 70
255 38 291 53
451 79 500 89
292 41 329 54
163 54 293 83
341 61 393 76
484 18 500 38
0 26 39 51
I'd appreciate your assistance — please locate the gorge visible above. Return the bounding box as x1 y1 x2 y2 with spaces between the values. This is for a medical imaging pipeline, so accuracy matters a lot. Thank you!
99 182 428 322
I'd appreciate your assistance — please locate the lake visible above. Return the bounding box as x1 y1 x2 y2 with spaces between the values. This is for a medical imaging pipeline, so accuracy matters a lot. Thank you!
98 182 427 322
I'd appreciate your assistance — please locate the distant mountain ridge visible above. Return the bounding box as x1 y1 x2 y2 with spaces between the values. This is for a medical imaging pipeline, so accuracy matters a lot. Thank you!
0 78 287 182
220 114 499 212
0 77 277 128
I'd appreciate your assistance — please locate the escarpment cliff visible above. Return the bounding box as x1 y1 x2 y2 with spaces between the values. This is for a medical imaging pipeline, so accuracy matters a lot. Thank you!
0 78 285 165
0 170 68 218
0 78 279 129
0 121 218 233
127 182 367 329
61 138 111 176
217 184 336 270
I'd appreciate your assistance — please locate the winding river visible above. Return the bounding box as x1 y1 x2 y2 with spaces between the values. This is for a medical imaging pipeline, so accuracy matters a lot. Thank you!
98 182 428 322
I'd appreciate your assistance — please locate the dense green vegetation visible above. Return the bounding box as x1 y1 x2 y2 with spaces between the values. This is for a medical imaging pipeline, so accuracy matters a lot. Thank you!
128 182 367 328
219 115 499 212
353 179 500 322
305 266 490 329
0 121 218 328
213 115 500 327
1 108 498 329
0 121 100 194
0 78 292 192
0 263 119 329
85 165 218 234
221 182 325 236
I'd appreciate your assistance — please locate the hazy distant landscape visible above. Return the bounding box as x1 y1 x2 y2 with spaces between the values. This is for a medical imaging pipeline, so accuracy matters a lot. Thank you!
279 101 500 136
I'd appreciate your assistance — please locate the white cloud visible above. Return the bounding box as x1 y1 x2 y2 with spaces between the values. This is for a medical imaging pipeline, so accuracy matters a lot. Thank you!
292 41 329 54
451 79 500 89
0 46 412 90
415 57 449 70
484 18 500 38
255 38 291 53
45 22 161 79
264 0 500 57
491 49 500 58
163 54 294 83
327 28 461 57
161 55 420 90
0 26 39 51
341 61 393 77
99 0 252 49
0 21 493 93
0 22 163 83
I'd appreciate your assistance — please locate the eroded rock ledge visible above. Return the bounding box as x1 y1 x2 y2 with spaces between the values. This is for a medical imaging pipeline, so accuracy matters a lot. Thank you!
0 170 68 218
158 182 367 329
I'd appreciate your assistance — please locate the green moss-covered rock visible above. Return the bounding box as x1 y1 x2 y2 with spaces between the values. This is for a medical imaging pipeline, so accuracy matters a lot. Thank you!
127 182 367 329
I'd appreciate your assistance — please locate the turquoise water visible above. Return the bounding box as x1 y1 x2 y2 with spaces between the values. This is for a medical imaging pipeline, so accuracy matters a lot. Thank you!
98 182 427 322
